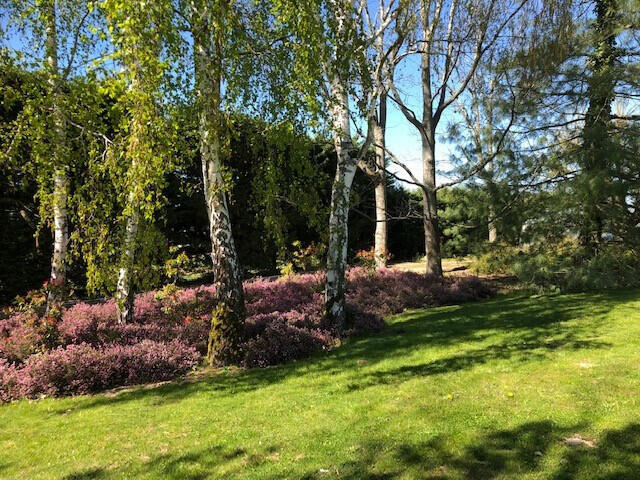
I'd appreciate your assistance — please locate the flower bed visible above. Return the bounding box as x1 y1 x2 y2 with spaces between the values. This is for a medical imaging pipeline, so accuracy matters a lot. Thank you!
0 269 494 401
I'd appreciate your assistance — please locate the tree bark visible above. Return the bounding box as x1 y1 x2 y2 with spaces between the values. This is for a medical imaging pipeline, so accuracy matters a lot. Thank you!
419 4 443 277
421 131 443 276
45 0 70 308
192 7 245 365
486 162 498 243
325 76 357 331
116 201 139 323
374 177 388 268
488 205 498 243
373 95 388 269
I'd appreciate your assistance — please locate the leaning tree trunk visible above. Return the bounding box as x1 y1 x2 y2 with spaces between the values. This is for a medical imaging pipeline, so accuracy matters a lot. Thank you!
45 0 70 308
325 78 357 331
193 15 245 366
373 94 388 269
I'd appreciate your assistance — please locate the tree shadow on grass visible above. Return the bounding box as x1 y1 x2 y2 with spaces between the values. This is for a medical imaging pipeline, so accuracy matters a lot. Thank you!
49 290 635 414
282 421 640 480
63 469 106 480
61 443 274 480
59 422 640 480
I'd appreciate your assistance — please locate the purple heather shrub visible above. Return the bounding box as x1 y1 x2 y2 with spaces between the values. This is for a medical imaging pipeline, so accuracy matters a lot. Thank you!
244 273 324 316
0 313 45 363
15 340 199 399
0 359 20 403
58 301 118 345
0 268 494 400
242 318 333 368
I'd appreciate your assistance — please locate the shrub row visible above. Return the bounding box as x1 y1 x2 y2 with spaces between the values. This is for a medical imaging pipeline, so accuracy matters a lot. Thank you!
0 269 495 400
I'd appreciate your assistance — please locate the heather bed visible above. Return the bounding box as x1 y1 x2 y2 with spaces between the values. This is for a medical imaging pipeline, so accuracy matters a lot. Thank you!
0 268 494 401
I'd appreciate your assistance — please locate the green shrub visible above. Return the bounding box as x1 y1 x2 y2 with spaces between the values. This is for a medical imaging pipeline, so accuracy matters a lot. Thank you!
472 240 640 292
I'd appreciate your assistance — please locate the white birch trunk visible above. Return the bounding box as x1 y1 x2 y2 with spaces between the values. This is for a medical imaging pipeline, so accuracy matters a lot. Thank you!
325 77 357 330
45 0 70 306
116 198 139 323
116 62 143 323
192 8 245 365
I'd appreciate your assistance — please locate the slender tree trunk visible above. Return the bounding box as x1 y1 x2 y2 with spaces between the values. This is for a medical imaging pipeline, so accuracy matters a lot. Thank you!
421 131 443 276
193 11 245 365
374 178 388 268
45 0 70 307
115 52 145 324
325 77 357 331
373 95 388 269
486 162 498 243
116 200 139 323
420 5 443 277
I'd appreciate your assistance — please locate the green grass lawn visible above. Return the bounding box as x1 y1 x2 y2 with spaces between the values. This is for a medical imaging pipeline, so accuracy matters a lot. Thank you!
2 290 640 479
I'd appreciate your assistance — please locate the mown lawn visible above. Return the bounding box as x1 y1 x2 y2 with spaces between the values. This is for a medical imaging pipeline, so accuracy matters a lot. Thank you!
2 290 640 479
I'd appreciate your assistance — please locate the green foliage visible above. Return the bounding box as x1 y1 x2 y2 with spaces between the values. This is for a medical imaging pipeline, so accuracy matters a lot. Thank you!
279 241 326 276
438 187 490 257
473 240 640 292
164 248 192 283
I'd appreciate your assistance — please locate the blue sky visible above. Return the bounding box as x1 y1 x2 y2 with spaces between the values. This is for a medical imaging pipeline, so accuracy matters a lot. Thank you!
380 54 456 188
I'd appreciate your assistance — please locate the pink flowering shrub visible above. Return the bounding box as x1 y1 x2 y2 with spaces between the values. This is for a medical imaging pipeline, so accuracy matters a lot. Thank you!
0 269 494 400
6 340 199 400
0 313 50 363
58 299 210 354
0 359 20 402
346 268 494 319
243 318 333 368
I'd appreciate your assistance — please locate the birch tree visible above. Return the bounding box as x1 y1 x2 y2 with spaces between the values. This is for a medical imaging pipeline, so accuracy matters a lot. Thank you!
186 0 310 363
275 0 411 328
325 2 366 328
355 1 412 269
1 0 98 308
102 0 178 322
187 0 246 365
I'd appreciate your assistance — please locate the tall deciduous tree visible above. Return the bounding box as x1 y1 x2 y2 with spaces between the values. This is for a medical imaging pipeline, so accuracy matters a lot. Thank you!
1 0 97 308
276 0 405 328
355 0 411 269
102 0 178 322
188 0 246 364
389 0 530 276
43 1 70 307
274 0 362 329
